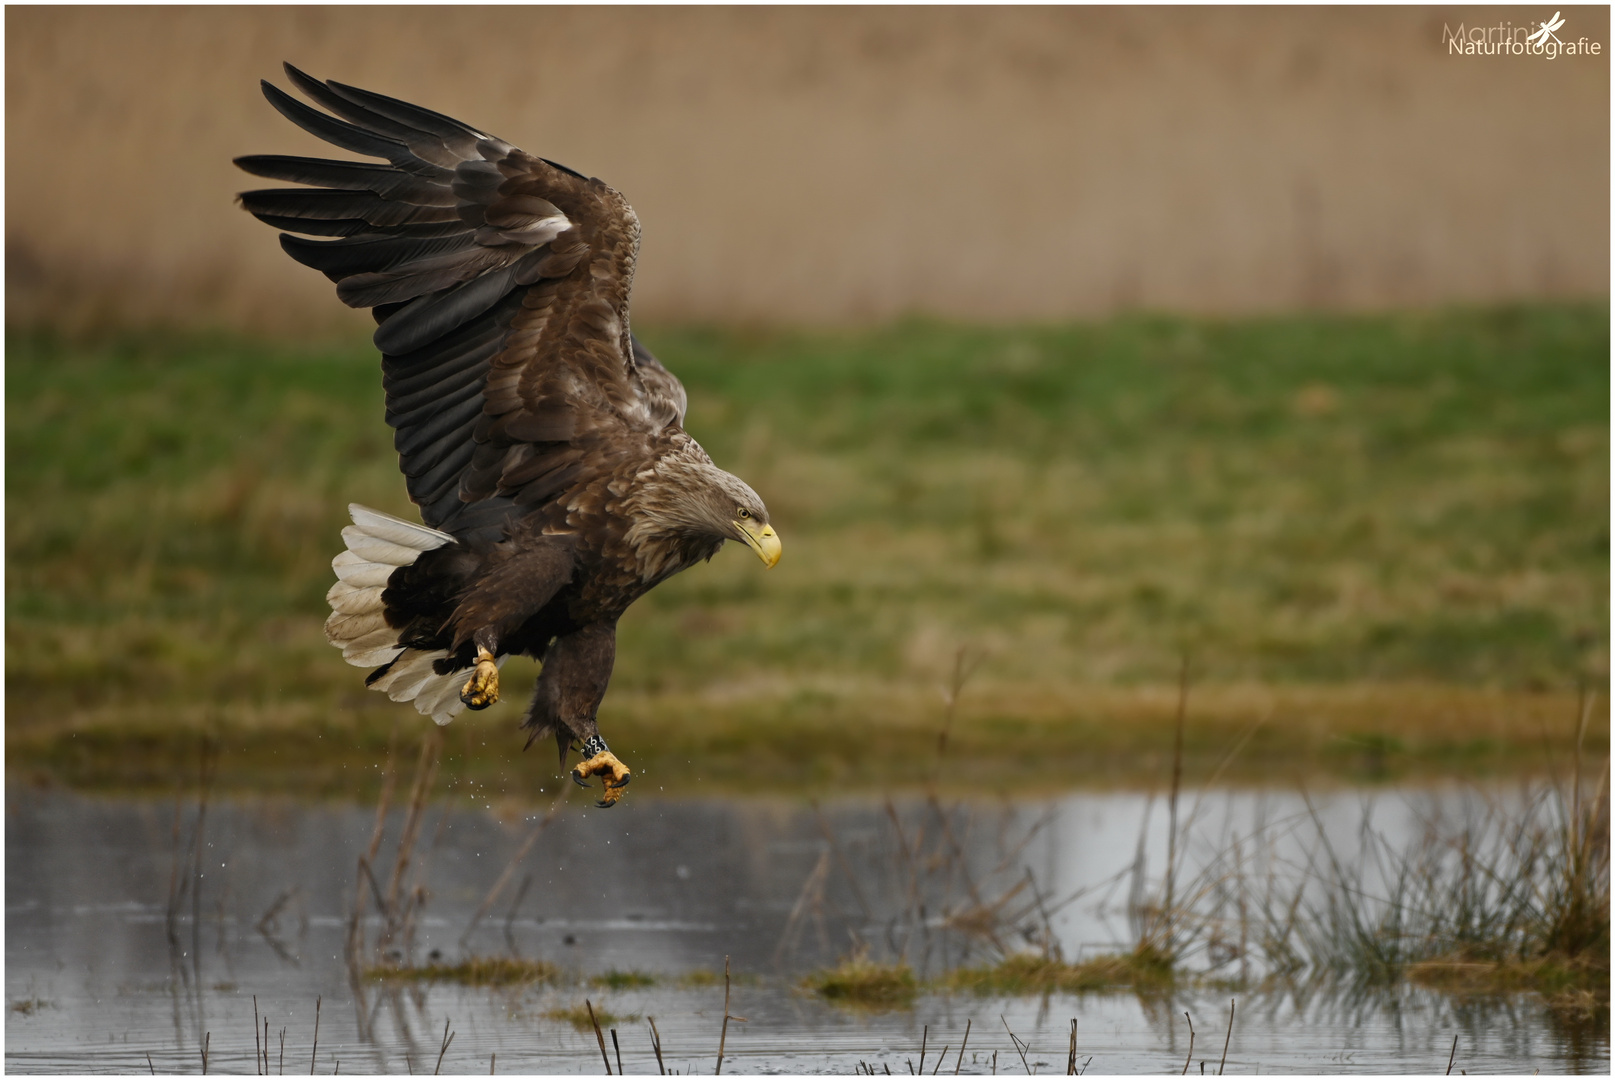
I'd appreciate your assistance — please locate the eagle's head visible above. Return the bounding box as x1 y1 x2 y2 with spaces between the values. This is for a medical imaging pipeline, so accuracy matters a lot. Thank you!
630 459 782 571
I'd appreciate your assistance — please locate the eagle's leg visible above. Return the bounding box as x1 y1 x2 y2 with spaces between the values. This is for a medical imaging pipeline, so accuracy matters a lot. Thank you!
460 627 501 710
572 733 632 807
517 621 631 807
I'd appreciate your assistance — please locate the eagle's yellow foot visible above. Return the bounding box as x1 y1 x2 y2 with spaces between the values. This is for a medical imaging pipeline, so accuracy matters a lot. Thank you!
572 750 632 808
459 649 500 710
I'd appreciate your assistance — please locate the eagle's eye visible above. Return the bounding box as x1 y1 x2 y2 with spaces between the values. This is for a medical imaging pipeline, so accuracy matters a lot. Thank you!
737 507 752 520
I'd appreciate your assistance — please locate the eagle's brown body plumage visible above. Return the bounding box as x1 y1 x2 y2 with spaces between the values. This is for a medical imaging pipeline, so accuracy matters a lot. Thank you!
237 66 780 801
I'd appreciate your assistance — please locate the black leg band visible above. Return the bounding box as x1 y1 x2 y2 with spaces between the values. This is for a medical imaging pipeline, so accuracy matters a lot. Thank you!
580 734 609 759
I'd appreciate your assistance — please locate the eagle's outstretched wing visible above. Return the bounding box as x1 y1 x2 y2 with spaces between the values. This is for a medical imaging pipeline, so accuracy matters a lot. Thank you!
236 64 687 535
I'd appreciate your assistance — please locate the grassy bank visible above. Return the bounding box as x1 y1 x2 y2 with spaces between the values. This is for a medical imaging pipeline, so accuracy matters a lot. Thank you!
6 305 1607 793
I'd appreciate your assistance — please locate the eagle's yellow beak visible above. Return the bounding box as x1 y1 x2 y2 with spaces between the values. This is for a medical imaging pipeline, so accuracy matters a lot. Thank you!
737 520 782 568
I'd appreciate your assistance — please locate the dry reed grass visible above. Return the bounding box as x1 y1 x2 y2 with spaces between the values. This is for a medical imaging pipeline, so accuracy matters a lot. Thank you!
8 9 1606 333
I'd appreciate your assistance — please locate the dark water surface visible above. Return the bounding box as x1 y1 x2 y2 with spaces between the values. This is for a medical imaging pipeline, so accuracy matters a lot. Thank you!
6 785 1606 1074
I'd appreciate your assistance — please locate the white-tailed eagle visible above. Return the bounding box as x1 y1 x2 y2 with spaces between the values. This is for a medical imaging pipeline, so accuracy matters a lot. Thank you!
236 65 781 807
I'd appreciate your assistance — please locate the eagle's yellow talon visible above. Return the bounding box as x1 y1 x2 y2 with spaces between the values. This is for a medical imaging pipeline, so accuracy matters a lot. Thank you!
460 649 500 710
573 751 632 807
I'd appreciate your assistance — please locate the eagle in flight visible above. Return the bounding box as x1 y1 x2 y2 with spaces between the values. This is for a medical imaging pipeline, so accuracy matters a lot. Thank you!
236 65 781 807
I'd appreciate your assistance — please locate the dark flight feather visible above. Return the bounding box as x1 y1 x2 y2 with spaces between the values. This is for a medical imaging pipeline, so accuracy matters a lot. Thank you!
387 364 487 428
324 77 489 144
249 212 374 238
259 81 417 166
239 188 463 227
385 345 497 415
410 442 478 508
394 388 487 456
236 155 454 204
371 264 520 357
280 230 482 279
281 64 478 170
382 320 505 381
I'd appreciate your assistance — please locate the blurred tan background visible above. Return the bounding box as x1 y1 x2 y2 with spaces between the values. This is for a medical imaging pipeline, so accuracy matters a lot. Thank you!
6 5 1609 332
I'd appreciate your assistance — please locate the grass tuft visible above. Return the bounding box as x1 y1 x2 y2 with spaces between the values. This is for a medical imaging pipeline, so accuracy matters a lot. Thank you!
590 970 657 989
677 969 721 988
943 947 1174 995
365 956 562 986
544 1003 632 1031
1288 775 1610 997
806 956 919 1008
1407 953 1606 998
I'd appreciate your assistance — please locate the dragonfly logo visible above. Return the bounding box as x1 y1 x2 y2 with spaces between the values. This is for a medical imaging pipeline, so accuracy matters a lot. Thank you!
1526 11 1566 47
1442 11 1602 58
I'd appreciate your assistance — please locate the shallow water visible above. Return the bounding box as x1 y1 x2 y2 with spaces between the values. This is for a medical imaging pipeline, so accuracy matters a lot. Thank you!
6 784 1607 1074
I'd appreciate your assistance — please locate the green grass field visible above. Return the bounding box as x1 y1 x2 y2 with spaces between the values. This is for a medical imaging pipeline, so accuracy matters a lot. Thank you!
6 304 1607 795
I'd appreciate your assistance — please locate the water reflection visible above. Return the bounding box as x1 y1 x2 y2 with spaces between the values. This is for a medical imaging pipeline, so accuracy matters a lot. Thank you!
6 784 1606 1074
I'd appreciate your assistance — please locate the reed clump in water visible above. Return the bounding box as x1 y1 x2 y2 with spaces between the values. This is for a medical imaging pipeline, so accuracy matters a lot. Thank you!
367 956 563 987
1120 763 1610 1025
807 956 918 1008
678 968 758 988
1348 775 1609 1012
943 946 1173 996
1269 695 1609 1016
545 1002 630 1031
1408 955 1606 1007
591 970 658 989
678 969 721 988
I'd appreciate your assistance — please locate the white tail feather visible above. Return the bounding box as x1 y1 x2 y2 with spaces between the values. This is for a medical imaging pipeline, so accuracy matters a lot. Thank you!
367 647 505 725
370 649 442 699
416 666 475 722
324 504 471 724
347 504 455 550
326 580 380 614
340 527 429 567
332 553 396 588
343 626 405 658
325 610 389 641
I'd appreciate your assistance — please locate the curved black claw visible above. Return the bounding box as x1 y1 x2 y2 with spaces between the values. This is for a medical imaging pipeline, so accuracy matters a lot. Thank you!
572 772 591 789
593 774 630 808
